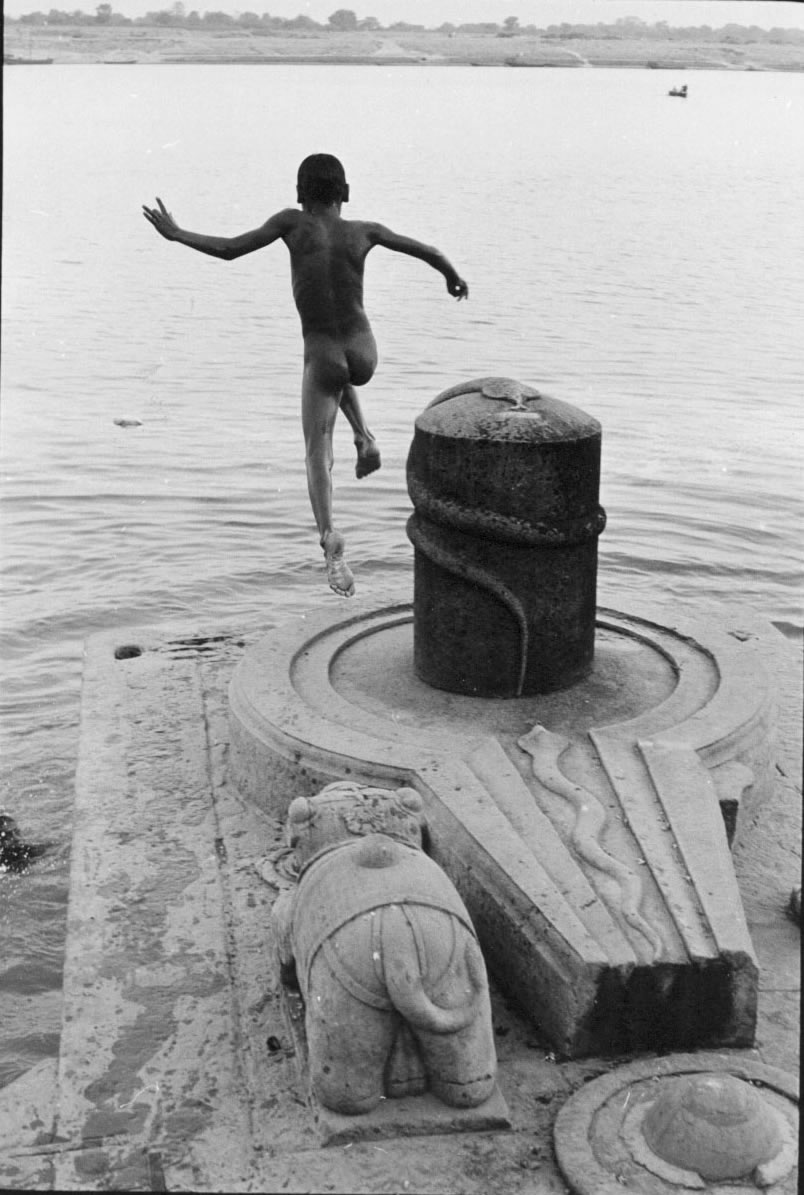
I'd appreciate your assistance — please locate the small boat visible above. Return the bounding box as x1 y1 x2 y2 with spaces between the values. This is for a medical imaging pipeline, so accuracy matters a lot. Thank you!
4 54 54 65
668 84 688 98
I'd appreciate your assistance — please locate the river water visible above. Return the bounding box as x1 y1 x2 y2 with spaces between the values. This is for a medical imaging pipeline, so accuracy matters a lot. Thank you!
1 64 802 1087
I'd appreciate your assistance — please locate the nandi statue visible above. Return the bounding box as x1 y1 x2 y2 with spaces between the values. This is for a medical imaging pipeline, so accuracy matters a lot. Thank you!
272 781 498 1116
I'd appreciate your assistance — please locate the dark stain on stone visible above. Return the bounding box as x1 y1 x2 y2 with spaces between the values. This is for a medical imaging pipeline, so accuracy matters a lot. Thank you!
115 645 144 660
82 1108 143 1140
148 1151 168 1190
163 1107 208 1137
73 1148 110 1177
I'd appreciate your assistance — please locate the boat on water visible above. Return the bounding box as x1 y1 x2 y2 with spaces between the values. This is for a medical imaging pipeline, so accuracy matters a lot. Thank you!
4 54 54 64
668 84 688 98
505 57 580 68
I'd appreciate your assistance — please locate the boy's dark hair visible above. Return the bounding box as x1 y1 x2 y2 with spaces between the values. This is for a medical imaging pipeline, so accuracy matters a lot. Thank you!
297 154 350 205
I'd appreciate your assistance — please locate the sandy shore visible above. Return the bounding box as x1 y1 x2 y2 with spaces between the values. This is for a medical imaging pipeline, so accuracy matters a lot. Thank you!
5 26 804 70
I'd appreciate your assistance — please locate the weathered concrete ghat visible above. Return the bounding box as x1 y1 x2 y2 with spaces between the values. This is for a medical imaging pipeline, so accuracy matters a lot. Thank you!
0 605 799 1191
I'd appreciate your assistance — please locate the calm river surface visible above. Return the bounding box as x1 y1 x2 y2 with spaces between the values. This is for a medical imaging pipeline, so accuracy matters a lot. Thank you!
1 64 803 1086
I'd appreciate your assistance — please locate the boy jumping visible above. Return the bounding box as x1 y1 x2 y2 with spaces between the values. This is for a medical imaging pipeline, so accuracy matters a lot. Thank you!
142 153 468 597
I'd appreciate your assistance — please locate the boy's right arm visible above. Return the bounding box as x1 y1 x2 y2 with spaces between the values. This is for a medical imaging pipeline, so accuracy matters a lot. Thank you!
142 199 298 260
367 224 468 299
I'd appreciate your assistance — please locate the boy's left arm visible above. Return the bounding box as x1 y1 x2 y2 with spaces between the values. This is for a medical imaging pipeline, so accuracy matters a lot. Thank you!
367 223 468 299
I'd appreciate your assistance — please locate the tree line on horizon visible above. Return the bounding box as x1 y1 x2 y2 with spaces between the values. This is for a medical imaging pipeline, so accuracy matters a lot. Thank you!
5 6 803 42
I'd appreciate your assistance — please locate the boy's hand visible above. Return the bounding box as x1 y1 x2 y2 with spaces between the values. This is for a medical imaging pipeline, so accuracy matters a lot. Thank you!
142 197 180 241
447 275 469 301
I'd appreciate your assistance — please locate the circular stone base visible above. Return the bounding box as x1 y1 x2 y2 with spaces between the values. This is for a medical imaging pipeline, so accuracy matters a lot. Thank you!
554 1053 799 1195
330 618 678 741
229 597 772 808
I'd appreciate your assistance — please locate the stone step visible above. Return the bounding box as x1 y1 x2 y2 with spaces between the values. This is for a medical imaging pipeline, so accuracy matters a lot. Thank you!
43 624 524 1189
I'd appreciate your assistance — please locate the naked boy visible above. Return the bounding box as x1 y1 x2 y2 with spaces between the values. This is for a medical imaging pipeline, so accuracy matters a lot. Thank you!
142 153 468 596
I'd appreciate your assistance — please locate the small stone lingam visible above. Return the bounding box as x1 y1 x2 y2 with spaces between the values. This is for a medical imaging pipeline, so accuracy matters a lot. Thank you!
554 1055 799 1194
634 1072 795 1187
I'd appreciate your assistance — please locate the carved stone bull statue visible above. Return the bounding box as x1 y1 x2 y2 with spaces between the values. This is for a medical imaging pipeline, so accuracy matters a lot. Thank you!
272 781 498 1116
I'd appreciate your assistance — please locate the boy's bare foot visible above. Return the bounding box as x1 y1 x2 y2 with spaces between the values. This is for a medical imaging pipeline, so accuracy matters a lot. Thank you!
321 530 355 597
355 438 381 480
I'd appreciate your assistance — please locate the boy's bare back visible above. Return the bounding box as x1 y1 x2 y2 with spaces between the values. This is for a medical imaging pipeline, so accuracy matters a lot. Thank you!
278 207 374 340
215 204 467 341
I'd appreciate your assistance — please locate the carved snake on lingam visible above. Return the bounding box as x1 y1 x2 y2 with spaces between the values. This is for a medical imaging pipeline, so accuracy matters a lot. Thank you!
406 514 531 696
518 725 664 962
419 379 605 547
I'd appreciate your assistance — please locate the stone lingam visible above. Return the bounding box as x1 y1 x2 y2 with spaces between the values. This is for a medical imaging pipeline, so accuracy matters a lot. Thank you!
230 377 776 1072
407 377 605 696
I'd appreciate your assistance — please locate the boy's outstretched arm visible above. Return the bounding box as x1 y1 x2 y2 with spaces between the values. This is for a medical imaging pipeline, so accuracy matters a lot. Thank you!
369 224 468 299
142 198 296 261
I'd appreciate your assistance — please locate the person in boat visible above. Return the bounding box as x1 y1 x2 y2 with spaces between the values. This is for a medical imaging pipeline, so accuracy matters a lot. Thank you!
142 155 468 597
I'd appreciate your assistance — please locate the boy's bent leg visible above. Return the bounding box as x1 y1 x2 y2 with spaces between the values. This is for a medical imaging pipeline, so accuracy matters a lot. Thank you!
301 363 355 597
339 385 381 480
341 328 380 479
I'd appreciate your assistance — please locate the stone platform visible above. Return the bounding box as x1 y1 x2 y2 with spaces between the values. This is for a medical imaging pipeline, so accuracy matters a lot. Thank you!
229 597 779 1057
0 601 799 1192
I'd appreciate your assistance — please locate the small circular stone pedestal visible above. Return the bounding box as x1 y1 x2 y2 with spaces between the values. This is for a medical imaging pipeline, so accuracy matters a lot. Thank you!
554 1054 799 1194
406 378 606 696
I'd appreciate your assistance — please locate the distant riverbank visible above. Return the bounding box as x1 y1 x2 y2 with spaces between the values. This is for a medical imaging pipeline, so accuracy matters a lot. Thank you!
4 25 804 71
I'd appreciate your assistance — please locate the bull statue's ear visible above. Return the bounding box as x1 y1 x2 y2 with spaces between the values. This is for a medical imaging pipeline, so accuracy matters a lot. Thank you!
288 797 311 825
397 787 423 814
287 798 312 845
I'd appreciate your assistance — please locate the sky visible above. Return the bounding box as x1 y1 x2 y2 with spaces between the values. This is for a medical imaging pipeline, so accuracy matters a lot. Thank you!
5 0 804 29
